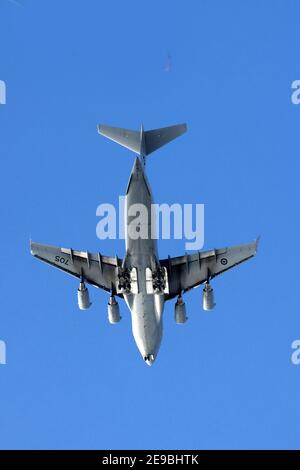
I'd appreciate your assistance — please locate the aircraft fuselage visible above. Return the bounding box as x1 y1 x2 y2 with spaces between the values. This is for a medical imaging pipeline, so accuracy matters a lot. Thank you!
123 157 163 365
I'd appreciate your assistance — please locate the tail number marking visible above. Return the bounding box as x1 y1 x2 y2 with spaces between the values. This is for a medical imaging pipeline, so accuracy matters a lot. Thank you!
55 256 69 266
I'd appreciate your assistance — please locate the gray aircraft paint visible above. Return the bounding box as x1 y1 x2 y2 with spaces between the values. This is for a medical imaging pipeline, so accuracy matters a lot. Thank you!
98 124 187 365
123 157 163 365
30 122 258 366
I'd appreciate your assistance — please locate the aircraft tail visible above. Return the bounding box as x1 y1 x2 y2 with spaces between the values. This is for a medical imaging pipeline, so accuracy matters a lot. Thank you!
97 123 187 158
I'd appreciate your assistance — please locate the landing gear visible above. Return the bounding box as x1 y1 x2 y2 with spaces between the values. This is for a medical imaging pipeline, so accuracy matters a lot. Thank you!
117 268 131 293
152 267 166 294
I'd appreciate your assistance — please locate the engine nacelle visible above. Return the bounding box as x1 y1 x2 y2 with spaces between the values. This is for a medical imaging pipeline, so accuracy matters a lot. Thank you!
202 283 216 311
175 296 187 324
108 296 121 324
77 282 91 310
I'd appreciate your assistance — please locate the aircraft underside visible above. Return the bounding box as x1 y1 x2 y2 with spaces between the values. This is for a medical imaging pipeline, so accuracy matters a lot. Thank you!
30 122 258 365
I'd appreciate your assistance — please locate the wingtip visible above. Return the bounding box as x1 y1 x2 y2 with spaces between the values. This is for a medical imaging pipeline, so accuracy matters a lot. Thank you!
30 239 37 256
179 123 187 134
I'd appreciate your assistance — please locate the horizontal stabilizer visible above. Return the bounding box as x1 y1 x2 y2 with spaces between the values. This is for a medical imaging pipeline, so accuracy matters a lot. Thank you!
98 125 141 154
144 123 187 155
97 123 187 156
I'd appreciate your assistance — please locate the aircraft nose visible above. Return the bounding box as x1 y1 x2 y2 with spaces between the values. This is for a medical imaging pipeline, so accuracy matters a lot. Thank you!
143 354 155 366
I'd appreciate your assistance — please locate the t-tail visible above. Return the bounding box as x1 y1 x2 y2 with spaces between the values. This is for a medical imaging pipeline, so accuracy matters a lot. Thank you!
97 123 187 165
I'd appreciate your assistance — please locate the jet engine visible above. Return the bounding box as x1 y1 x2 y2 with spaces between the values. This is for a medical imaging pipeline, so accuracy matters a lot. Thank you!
108 295 121 324
175 295 187 324
202 282 216 311
77 281 91 310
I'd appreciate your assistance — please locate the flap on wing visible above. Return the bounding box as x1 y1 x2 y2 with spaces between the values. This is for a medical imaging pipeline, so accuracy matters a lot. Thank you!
160 240 258 299
30 242 120 294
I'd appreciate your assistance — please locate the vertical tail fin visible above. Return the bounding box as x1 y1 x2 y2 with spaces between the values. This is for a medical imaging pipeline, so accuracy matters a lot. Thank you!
97 123 187 157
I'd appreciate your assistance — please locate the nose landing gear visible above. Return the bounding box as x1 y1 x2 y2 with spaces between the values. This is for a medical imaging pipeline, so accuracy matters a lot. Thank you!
143 354 155 366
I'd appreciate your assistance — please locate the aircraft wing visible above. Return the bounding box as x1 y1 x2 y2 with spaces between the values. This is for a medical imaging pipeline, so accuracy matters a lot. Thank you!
160 240 259 300
30 242 121 295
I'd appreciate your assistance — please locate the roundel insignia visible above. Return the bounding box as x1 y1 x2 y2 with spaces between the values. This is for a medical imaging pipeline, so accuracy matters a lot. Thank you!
220 258 228 265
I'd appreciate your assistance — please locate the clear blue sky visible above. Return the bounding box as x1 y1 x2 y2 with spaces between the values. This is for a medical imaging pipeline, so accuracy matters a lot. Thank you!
0 0 299 450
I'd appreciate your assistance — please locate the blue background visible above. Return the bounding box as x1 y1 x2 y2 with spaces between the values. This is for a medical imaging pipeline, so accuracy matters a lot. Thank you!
0 0 299 450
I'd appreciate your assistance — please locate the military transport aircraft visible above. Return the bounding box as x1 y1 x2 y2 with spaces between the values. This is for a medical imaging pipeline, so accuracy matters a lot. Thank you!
31 123 258 365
